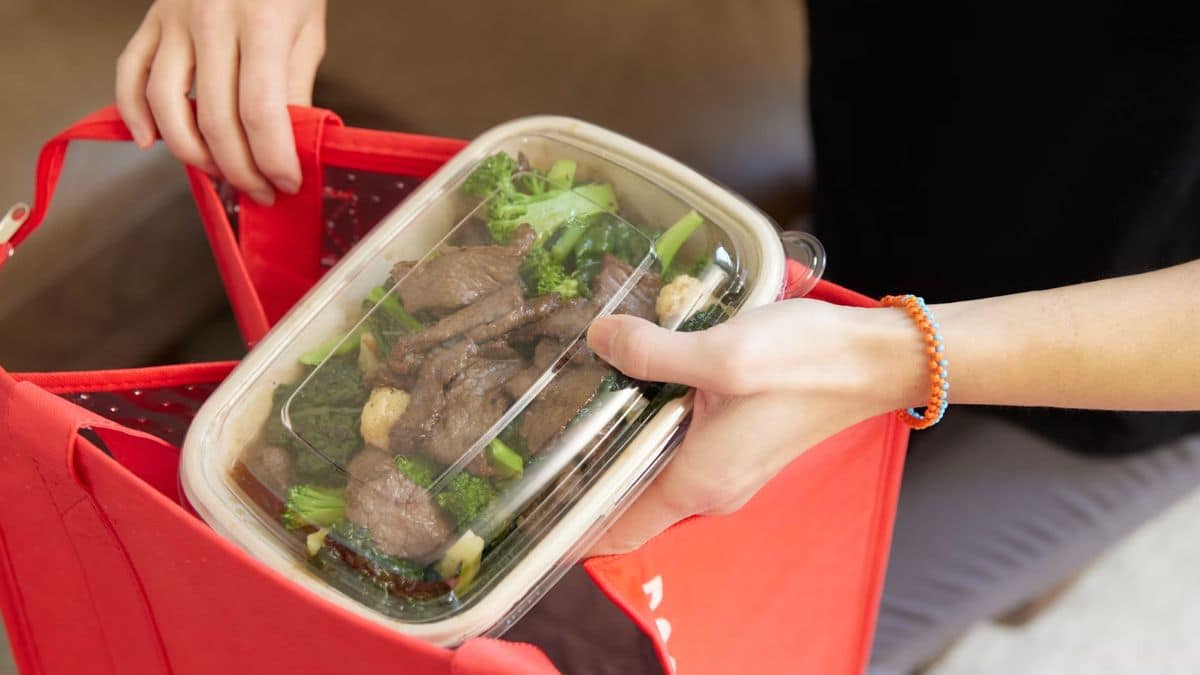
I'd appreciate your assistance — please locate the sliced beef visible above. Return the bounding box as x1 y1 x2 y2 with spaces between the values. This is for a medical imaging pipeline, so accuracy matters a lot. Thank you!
503 338 567 399
243 444 294 497
388 287 564 376
389 339 478 454
478 340 521 360
463 293 564 344
343 449 451 560
388 285 524 371
425 355 525 474
509 299 593 344
511 255 662 344
518 359 611 454
592 254 660 321
389 225 537 314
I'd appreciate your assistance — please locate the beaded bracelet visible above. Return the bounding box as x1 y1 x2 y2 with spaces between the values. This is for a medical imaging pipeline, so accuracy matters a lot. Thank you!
880 294 948 430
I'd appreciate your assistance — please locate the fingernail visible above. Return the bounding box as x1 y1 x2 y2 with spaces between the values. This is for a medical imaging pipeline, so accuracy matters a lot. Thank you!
587 317 617 359
250 188 275 206
276 177 300 195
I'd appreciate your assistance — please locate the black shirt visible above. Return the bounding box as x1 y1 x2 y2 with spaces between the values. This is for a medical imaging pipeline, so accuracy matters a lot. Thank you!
805 2 1200 454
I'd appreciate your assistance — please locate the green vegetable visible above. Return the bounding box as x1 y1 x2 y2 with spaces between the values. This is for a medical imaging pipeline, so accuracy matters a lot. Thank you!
571 212 652 290
435 472 498 528
676 303 728 333
298 325 365 366
688 255 714 278
546 159 577 187
395 454 439 487
397 453 498 528
327 521 425 582
462 152 618 243
655 210 705 276
490 183 617 241
362 286 423 356
367 286 423 333
519 246 582 299
550 218 588 262
263 354 369 483
462 152 520 200
282 484 346 530
487 438 524 477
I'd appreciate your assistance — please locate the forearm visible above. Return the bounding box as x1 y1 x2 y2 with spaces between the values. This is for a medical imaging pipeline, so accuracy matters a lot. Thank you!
886 259 1200 411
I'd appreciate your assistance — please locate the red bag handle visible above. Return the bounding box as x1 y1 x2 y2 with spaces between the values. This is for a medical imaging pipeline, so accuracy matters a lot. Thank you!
2 104 345 344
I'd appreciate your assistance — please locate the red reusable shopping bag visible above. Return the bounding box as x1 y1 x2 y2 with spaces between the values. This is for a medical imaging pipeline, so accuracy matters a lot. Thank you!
0 106 909 675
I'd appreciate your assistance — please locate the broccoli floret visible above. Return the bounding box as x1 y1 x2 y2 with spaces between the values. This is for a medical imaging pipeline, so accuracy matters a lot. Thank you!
282 484 345 530
464 152 619 243
462 152 520 199
519 246 582 298
435 472 497 528
395 454 438 487
486 183 618 243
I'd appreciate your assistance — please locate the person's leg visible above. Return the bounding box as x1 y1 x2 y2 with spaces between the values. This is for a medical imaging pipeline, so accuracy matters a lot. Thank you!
869 410 1200 674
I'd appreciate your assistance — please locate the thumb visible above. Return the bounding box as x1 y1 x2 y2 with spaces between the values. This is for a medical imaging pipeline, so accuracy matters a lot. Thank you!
588 315 725 390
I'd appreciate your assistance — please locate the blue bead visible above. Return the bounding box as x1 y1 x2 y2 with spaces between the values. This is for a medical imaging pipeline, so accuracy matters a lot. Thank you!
933 333 942 341
942 381 950 389
939 359 949 366
935 344 944 352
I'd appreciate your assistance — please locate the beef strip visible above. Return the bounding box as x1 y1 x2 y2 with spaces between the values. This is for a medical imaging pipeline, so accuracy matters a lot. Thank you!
518 358 612 454
503 338 568 399
389 225 537 314
425 355 525 475
463 293 564 344
388 285 524 371
388 287 564 376
243 444 294 496
592 254 660 321
511 255 662 344
389 339 478 454
343 449 451 560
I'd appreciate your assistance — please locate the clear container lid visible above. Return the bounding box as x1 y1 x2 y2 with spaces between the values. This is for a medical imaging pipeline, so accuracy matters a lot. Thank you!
181 117 825 645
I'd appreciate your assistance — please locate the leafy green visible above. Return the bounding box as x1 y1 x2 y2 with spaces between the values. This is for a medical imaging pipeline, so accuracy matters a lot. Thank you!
263 354 369 483
327 521 425 582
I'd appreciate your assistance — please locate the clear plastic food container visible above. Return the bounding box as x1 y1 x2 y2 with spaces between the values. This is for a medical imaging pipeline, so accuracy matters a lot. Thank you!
180 117 826 646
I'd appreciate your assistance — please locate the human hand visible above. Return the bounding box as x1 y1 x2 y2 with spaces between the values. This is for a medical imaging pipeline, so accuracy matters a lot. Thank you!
116 0 327 205
585 299 926 555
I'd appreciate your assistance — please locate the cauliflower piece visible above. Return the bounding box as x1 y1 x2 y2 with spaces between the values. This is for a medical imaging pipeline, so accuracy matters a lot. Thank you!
656 274 705 324
358 331 381 374
360 387 411 449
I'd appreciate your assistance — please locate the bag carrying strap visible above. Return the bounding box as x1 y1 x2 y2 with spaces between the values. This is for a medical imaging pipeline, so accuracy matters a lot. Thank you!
0 367 183 675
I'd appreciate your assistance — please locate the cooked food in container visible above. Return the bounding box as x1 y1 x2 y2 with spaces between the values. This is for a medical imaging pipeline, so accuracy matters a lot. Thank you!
181 117 825 645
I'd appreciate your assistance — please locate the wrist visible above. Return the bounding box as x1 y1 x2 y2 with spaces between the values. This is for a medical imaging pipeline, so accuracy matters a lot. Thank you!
852 306 935 414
